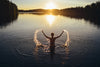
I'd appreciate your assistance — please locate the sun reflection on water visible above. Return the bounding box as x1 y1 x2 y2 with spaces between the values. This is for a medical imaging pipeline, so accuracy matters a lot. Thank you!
46 15 55 25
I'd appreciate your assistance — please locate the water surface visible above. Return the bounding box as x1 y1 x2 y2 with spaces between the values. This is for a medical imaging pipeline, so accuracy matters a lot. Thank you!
0 14 100 67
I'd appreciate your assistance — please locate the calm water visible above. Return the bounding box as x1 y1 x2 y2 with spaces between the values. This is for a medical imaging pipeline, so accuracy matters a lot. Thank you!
0 14 100 67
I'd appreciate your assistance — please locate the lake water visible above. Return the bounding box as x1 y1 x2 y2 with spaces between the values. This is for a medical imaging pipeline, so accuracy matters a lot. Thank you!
0 14 100 67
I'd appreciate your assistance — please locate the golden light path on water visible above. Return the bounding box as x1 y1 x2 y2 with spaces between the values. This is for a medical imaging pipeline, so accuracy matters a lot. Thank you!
45 14 55 25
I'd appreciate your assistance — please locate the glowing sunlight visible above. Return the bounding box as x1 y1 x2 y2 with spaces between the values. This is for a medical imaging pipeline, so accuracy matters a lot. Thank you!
45 2 57 9
46 15 55 25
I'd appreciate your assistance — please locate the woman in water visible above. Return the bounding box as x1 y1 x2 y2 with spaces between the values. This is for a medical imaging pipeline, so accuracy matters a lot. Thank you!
42 30 64 53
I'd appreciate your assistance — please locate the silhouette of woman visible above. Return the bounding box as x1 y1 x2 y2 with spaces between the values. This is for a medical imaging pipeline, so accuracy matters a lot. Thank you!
42 30 64 53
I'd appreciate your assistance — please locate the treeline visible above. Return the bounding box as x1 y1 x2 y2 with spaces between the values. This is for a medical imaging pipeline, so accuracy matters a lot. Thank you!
19 1 100 17
60 1 100 27
0 0 18 22
19 9 46 12
19 9 60 15
61 1 100 18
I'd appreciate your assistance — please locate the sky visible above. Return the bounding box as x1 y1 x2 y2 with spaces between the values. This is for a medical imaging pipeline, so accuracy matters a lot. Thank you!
10 0 99 9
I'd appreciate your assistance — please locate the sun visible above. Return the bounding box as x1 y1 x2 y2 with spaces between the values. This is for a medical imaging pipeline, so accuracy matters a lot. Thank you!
45 2 57 9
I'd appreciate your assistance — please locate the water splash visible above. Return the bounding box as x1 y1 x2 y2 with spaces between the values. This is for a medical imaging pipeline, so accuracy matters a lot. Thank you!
64 30 70 47
33 29 70 62
34 29 42 47
34 29 49 52
34 29 70 52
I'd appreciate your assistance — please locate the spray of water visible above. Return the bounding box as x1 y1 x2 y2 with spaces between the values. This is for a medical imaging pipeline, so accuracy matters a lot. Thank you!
33 29 70 62
64 30 70 47
34 29 70 53
34 29 42 47
34 29 50 52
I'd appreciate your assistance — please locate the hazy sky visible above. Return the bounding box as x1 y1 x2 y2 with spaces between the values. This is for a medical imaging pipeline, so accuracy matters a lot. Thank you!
11 0 99 9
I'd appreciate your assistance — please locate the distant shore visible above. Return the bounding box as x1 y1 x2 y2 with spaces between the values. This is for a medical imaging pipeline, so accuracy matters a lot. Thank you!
19 1 100 17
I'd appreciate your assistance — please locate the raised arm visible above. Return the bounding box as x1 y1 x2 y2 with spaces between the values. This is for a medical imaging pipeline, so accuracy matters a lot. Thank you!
55 31 64 39
42 30 50 39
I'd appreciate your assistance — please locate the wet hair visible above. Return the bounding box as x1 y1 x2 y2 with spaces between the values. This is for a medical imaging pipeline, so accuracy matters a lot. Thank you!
51 33 54 36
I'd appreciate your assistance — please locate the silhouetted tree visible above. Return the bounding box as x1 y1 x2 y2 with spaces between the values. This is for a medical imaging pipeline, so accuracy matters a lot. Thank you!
0 0 18 21
0 0 18 28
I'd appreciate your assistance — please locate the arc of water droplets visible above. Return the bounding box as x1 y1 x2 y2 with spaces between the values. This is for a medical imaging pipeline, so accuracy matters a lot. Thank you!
64 30 70 47
34 29 50 52
34 29 42 47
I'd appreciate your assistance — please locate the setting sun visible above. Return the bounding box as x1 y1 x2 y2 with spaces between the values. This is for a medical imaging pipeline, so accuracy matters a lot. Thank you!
45 2 57 9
